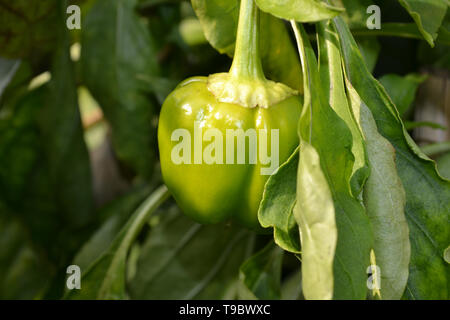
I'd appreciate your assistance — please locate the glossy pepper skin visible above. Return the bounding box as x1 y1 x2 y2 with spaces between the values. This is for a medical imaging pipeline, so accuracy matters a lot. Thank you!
158 76 301 229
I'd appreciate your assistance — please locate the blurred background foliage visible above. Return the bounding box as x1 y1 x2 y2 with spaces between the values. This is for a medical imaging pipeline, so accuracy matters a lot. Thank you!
0 0 448 299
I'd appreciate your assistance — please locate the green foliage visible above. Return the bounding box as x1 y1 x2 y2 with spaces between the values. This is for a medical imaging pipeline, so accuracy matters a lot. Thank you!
0 0 448 301
0 2 94 266
292 21 373 300
398 0 448 46
349 86 410 300
335 16 450 299
65 186 169 299
128 206 252 299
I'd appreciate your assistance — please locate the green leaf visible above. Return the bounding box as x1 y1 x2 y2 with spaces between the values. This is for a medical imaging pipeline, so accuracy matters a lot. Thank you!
258 148 301 253
128 207 252 299
256 0 344 23
291 22 373 300
398 0 448 47
191 0 239 55
317 20 369 198
240 242 284 300
379 73 427 116
347 82 410 300
335 16 450 299
294 143 336 300
191 0 302 89
81 0 159 178
65 186 170 300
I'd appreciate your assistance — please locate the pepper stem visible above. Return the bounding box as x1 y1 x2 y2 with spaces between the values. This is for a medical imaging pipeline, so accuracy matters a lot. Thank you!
229 0 265 81
206 0 297 108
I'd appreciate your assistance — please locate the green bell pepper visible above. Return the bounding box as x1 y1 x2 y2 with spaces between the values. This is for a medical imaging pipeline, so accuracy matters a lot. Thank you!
158 0 301 229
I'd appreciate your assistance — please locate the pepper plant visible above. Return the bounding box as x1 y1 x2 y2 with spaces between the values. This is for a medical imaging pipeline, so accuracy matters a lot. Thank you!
0 0 448 300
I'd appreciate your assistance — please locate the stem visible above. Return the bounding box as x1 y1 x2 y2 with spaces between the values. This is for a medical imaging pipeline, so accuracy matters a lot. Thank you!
206 1 297 108
120 185 170 251
229 0 265 81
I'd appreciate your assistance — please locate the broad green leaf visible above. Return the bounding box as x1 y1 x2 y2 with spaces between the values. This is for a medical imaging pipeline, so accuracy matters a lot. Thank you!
398 0 448 47
379 73 427 116
128 207 252 299
291 22 373 300
335 16 450 299
81 0 159 178
191 0 302 90
256 0 344 23
294 143 336 300
347 82 410 300
258 148 301 253
240 242 284 300
65 186 170 300
317 20 369 198
191 0 239 55
0 0 59 59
